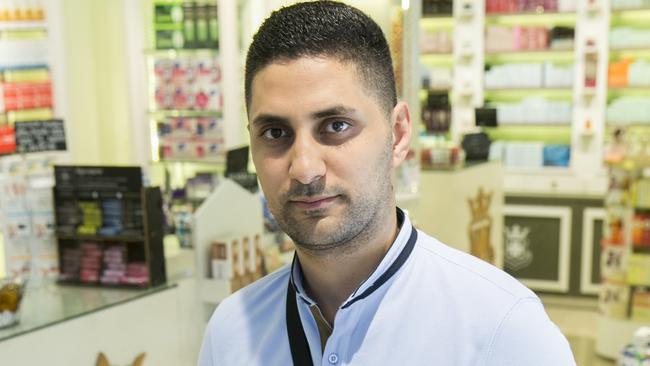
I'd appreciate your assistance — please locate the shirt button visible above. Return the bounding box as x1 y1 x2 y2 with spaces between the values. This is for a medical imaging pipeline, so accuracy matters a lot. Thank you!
328 353 339 364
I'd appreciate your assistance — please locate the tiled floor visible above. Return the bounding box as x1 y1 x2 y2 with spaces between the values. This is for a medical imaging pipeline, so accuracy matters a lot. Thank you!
543 296 615 366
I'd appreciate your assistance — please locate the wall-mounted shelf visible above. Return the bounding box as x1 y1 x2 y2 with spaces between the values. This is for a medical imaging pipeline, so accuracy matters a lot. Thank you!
420 15 454 29
143 48 219 58
610 8 650 23
150 158 225 165
485 50 574 63
147 110 222 119
56 233 146 243
485 125 572 144
0 22 47 32
485 12 576 26
420 53 454 67
484 88 573 100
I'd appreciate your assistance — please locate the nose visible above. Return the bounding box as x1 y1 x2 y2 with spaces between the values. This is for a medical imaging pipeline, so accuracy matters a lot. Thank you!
288 132 326 185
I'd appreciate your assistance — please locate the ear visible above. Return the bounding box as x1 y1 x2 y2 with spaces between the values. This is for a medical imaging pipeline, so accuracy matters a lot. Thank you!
389 101 412 168
132 353 146 366
96 352 110 366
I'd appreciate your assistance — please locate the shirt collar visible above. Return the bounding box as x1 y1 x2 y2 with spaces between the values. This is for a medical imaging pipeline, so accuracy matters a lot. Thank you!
289 207 417 308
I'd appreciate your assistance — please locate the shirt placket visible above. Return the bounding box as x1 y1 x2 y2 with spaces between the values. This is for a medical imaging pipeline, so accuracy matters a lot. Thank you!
320 302 362 366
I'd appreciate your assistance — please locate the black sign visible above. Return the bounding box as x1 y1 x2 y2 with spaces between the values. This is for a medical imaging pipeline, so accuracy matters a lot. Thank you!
15 119 67 153
54 165 143 200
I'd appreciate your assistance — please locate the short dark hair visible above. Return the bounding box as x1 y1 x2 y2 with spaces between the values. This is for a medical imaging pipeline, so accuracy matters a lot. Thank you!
245 1 397 116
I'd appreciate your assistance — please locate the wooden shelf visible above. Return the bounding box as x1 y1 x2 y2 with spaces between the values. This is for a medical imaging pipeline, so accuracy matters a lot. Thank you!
57 280 149 289
56 232 145 243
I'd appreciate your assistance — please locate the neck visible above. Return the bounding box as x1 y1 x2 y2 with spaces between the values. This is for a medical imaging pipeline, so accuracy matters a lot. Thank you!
296 207 399 325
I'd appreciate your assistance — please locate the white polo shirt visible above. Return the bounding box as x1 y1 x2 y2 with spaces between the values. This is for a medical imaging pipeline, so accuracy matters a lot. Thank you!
198 210 576 365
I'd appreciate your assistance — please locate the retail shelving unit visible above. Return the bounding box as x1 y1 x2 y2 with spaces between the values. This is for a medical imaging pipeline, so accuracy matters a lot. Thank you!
53 166 166 289
412 1 616 297
595 0 650 358
416 1 610 195
192 179 263 323
124 0 245 187
0 0 71 280
419 5 454 136
597 125 650 359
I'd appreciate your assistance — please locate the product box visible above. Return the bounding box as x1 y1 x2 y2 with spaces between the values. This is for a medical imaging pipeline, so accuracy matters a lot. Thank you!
153 56 222 111
210 234 264 291
154 2 184 49
210 237 244 290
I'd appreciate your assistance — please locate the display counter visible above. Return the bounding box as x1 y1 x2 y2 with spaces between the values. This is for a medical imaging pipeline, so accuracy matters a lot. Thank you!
0 280 199 366
0 281 174 342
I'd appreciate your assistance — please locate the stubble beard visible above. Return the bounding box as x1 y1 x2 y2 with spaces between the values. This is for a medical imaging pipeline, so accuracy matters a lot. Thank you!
270 138 394 256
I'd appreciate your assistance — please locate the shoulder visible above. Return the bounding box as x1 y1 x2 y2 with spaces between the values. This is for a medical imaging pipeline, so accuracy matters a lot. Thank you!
413 230 537 301
483 298 576 365
411 231 574 364
206 265 290 342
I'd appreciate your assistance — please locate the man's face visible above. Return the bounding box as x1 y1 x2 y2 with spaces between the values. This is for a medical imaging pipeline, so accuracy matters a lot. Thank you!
248 57 395 251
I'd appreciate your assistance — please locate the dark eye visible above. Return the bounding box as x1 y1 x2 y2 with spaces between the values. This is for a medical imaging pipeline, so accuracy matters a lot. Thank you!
262 128 289 140
324 120 351 134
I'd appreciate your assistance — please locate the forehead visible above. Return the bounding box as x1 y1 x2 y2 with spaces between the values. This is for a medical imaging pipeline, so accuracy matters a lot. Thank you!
249 57 376 119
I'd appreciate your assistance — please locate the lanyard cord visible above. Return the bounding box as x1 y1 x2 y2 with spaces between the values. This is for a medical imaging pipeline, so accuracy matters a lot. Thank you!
286 280 314 366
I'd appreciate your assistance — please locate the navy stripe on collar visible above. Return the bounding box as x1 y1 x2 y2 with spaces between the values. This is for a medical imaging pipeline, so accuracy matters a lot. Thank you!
341 225 417 309
290 207 416 307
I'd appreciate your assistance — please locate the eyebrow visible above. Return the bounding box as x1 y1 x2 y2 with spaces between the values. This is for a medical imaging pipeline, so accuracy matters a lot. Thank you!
251 105 359 128
311 105 358 119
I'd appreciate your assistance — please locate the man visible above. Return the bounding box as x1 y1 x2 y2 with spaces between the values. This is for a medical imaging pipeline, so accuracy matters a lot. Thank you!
198 2 576 365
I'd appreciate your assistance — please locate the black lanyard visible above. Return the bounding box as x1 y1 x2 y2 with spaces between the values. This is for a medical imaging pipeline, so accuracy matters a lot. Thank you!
286 280 314 366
